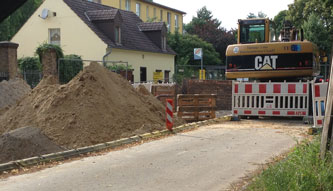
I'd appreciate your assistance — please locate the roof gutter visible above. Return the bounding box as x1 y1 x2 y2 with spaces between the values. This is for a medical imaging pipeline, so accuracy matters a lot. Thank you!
103 47 112 67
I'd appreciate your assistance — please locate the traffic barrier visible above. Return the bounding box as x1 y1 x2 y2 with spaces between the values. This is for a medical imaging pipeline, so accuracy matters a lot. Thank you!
232 81 310 117
177 94 217 122
166 99 173 130
312 81 328 127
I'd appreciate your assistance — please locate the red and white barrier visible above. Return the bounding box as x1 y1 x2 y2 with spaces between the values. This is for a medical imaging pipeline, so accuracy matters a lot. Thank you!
232 81 310 117
312 81 328 127
166 99 173 130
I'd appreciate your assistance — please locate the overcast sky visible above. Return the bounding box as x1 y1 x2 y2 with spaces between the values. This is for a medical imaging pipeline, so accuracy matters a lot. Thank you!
154 0 294 30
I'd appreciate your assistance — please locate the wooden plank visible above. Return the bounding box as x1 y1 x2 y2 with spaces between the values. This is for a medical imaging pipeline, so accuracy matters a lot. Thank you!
321 50 333 159
177 106 217 112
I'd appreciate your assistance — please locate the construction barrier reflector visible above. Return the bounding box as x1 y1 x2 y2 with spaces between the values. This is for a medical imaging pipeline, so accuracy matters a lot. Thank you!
312 81 328 128
166 99 173 130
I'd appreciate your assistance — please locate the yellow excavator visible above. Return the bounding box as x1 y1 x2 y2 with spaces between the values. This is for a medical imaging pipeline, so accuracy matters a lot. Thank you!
225 18 320 80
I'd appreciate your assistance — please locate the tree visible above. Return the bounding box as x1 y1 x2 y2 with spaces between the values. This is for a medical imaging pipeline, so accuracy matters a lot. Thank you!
0 0 43 41
247 11 267 19
185 6 236 65
287 0 333 55
168 32 221 66
273 10 288 38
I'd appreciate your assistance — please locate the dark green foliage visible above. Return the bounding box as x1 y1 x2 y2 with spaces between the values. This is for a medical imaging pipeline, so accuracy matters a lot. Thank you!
0 0 43 41
273 10 288 38
185 7 236 65
59 55 83 84
168 32 221 83
35 43 64 63
248 137 333 191
106 64 133 72
18 56 41 72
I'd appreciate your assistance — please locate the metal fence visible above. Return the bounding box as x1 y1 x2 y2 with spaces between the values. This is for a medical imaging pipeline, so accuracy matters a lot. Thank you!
0 72 9 82
22 70 42 88
58 59 132 84
175 65 226 83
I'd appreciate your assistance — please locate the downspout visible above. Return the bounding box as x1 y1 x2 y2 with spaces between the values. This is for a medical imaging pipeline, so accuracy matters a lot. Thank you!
103 46 112 67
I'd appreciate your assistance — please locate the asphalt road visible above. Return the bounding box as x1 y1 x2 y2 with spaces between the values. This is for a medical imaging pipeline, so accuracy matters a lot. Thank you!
0 120 308 191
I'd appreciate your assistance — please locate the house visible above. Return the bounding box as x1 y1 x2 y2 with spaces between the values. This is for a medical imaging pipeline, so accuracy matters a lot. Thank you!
88 0 186 33
11 0 176 83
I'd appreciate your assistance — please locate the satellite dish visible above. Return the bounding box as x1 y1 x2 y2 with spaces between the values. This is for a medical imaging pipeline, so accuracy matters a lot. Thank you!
40 9 49 19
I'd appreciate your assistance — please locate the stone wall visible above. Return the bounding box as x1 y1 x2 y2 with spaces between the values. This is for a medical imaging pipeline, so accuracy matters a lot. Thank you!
181 80 232 110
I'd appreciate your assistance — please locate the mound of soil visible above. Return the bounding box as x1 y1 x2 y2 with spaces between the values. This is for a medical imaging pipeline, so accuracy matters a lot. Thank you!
135 84 151 96
0 78 31 110
0 126 63 164
0 63 183 149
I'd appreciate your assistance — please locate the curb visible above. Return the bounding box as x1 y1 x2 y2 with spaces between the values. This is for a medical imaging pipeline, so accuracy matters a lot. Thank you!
0 115 231 173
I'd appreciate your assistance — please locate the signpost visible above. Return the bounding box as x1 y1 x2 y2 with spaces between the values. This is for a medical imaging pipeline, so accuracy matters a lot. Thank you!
194 48 204 80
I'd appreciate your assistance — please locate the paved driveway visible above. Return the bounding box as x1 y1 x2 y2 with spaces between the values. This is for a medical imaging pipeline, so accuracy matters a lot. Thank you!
0 119 308 191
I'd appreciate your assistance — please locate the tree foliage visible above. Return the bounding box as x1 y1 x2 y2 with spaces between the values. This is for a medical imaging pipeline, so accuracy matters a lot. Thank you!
185 6 236 65
247 11 268 19
287 0 333 54
0 0 43 41
168 32 221 66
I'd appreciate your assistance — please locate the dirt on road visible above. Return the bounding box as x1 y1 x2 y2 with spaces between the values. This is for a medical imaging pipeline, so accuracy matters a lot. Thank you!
0 63 184 151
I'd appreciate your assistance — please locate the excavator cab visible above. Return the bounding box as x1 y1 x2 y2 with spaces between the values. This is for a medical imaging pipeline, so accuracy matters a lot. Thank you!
237 18 273 44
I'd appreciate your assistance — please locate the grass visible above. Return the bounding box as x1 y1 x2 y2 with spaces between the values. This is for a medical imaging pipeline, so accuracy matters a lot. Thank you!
247 137 333 191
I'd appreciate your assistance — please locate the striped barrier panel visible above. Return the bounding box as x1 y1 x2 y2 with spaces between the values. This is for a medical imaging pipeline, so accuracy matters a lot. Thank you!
312 81 328 127
166 99 173 130
232 81 310 117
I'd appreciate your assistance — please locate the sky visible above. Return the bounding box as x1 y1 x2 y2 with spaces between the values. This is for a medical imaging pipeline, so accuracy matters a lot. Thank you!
154 0 294 30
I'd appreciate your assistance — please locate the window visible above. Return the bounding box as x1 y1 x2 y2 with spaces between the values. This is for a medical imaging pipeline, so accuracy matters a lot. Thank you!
164 70 170 83
240 24 265 43
115 26 121 44
167 12 171 31
175 15 179 32
161 35 166 51
153 8 156 18
160 10 163 21
146 6 149 20
136 3 141 17
125 0 131 11
49 28 60 46
119 0 122 9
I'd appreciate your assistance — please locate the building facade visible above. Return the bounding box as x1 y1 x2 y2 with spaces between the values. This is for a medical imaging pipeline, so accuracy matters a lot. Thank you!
11 0 176 83
89 0 185 33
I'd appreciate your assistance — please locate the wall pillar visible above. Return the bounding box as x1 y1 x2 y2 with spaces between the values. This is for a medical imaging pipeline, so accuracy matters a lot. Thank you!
0 41 19 80
42 49 58 81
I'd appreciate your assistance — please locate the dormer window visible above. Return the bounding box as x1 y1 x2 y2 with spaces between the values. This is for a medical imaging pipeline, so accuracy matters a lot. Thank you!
161 35 166 51
115 26 121 44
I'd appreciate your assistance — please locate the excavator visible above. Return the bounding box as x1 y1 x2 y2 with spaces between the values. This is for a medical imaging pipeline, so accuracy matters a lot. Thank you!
225 18 320 80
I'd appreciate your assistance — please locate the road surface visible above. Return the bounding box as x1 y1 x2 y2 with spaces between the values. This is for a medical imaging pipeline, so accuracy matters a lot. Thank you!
0 119 308 191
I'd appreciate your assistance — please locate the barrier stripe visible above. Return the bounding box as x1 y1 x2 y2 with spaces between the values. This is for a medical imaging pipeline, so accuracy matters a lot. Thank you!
235 84 238 93
273 111 280 115
315 85 320 97
274 84 281 93
258 111 265 115
166 99 173 130
288 84 296 93
245 84 252 93
259 84 266 93
303 84 307 94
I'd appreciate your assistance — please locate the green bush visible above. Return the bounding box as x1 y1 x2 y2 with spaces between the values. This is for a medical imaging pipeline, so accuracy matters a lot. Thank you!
35 43 64 63
18 57 41 71
59 54 83 84
248 137 333 191
106 64 132 72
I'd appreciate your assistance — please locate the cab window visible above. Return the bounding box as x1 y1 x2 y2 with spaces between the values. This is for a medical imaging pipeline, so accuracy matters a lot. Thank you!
240 24 265 43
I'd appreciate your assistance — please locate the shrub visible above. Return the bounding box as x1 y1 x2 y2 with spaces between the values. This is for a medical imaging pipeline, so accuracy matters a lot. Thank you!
18 57 41 72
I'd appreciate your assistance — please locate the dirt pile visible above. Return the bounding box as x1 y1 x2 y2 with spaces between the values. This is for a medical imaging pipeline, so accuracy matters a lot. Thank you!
135 84 151 96
0 63 183 149
0 78 31 110
0 126 64 163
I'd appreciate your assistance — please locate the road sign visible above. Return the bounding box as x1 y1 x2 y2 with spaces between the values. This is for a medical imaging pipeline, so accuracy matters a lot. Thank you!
194 48 202 60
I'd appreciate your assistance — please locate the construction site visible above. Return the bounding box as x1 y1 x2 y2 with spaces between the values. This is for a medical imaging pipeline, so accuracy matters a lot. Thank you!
0 0 332 190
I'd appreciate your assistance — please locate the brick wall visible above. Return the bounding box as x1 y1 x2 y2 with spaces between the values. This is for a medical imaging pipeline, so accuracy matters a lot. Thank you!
181 80 232 110
0 41 19 80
